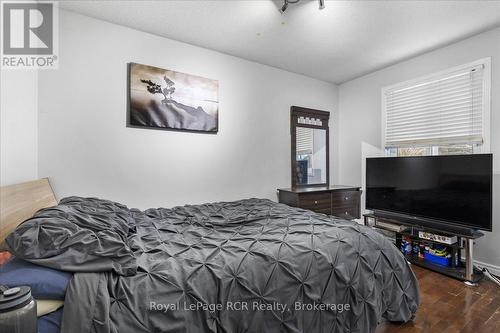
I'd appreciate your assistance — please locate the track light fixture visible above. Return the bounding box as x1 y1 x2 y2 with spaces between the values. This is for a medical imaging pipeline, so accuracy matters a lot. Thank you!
281 0 325 13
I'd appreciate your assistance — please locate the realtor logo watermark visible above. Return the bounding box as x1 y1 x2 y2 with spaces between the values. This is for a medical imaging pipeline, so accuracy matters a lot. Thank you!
150 301 351 314
1 1 58 69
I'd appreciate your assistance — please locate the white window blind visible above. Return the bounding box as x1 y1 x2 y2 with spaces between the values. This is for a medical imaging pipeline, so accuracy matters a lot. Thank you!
384 64 485 147
296 127 313 155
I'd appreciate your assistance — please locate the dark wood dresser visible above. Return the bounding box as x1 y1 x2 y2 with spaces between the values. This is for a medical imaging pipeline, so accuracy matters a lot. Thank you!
278 186 362 220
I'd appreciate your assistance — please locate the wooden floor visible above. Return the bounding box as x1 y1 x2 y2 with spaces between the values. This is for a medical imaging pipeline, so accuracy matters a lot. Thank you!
376 265 500 333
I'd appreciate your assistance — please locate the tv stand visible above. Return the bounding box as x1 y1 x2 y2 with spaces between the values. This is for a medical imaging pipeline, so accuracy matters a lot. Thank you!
364 212 484 283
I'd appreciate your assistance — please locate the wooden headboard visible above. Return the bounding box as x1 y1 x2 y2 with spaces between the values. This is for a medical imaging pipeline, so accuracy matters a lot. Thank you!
0 178 58 247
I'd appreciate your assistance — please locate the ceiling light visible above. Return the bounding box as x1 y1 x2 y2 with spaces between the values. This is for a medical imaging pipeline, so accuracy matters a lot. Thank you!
280 0 325 13
281 1 288 12
281 0 297 13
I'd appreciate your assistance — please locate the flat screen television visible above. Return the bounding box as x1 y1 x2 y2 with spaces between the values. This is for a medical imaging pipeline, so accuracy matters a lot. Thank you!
366 154 492 232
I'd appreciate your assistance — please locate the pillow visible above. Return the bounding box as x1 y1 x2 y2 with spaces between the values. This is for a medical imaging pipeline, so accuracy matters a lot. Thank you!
6 196 137 276
36 299 64 317
0 257 72 300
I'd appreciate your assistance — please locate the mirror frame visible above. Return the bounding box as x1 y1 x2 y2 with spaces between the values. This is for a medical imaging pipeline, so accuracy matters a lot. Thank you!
290 106 330 189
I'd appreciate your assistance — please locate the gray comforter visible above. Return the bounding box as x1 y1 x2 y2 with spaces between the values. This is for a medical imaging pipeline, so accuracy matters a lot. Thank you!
7 197 419 333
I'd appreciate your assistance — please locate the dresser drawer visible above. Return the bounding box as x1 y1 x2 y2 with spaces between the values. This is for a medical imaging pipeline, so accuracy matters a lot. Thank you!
277 186 361 218
298 193 331 211
331 190 361 207
331 206 359 220
331 190 360 220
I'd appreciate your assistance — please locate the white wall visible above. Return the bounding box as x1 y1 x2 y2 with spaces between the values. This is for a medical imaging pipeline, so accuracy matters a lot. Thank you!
338 27 500 269
0 70 38 186
37 10 339 210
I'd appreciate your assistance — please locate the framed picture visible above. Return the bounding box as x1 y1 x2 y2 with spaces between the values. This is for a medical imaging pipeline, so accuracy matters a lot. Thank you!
128 63 219 133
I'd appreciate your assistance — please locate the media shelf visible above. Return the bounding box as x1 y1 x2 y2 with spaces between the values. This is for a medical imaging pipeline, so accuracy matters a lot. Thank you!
403 253 483 283
388 228 463 249
364 213 484 283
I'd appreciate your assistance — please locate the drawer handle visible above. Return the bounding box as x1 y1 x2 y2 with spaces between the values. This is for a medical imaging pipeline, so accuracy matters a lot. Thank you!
345 211 348 215
314 200 318 204
344 197 349 200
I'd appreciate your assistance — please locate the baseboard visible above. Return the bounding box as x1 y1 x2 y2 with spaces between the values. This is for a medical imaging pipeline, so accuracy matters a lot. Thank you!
474 260 500 277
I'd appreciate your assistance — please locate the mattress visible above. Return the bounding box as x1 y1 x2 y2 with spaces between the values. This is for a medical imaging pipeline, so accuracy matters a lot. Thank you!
7 197 420 333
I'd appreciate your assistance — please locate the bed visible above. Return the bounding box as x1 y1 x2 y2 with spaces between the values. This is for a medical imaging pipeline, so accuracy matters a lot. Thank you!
0 178 65 333
2 179 419 333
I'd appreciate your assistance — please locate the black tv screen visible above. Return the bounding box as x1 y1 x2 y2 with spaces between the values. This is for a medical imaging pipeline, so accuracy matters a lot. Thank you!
366 154 492 231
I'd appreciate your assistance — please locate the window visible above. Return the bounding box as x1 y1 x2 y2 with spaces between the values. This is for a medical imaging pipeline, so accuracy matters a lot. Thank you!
382 58 491 157
385 144 481 157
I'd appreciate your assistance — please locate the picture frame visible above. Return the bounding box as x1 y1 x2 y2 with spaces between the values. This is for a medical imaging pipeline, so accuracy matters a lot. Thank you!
127 63 219 133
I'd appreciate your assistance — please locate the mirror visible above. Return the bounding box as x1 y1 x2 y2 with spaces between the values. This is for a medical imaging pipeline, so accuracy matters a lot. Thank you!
290 106 330 188
295 127 327 185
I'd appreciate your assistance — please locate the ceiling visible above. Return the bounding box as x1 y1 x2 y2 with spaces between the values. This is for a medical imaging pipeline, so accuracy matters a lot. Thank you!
59 0 500 84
